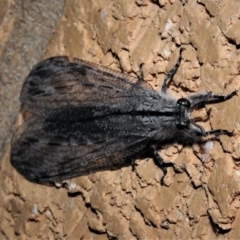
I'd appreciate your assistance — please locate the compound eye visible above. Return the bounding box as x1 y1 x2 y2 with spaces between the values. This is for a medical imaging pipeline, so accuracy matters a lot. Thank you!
177 98 191 108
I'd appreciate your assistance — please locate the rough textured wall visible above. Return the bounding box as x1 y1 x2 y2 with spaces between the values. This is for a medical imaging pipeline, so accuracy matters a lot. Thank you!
0 0 65 158
1 0 240 239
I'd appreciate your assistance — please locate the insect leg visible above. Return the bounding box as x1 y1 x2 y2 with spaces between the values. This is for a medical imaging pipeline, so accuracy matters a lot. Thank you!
150 145 173 184
161 48 185 93
137 63 145 82
190 120 206 136
190 90 237 109
130 158 137 171
206 90 238 104
205 129 234 137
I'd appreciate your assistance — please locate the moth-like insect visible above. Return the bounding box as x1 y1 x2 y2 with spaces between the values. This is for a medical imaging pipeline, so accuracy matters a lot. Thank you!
11 49 237 184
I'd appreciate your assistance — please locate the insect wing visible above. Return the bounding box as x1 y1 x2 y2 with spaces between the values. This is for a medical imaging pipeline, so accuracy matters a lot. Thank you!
11 114 153 183
20 56 160 117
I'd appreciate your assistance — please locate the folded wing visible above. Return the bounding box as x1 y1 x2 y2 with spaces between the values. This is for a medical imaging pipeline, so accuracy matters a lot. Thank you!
11 113 155 183
20 56 161 117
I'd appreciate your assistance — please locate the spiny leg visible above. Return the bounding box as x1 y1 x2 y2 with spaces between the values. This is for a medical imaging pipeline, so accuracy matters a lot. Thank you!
189 90 237 109
161 48 185 93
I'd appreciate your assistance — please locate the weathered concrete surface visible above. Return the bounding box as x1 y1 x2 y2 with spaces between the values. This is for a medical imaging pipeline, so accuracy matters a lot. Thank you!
1 0 240 239
0 0 65 158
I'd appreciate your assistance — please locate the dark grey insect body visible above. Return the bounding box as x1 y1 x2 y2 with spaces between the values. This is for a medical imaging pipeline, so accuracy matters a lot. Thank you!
11 49 237 184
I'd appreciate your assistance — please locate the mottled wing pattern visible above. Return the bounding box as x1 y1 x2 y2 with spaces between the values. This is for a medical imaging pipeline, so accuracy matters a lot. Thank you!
11 56 168 183
11 113 154 183
20 56 161 117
